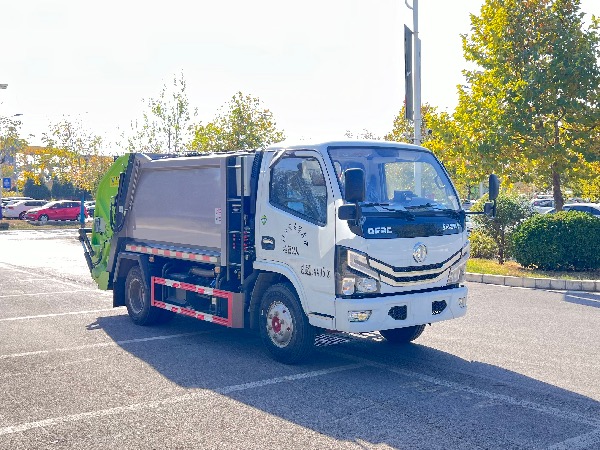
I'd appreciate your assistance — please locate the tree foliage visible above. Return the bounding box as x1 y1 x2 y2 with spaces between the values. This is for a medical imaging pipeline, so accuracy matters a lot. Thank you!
38 120 112 196
22 178 51 200
124 72 195 154
385 104 486 200
457 0 600 210
471 193 534 264
189 92 285 152
0 116 27 182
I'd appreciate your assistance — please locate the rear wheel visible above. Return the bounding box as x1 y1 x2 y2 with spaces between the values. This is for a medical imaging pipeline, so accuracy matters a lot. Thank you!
259 283 315 364
39 214 49 224
125 266 172 325
380 325 426 344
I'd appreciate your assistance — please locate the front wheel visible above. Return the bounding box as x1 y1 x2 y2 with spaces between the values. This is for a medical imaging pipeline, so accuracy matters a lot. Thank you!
259 283 315 364
39 214 49 224
380 325 426 344
18 212 26 220
124 266 172 326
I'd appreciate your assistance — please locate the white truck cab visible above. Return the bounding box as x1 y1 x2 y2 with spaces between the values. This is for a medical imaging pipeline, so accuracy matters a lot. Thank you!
255 141 470 334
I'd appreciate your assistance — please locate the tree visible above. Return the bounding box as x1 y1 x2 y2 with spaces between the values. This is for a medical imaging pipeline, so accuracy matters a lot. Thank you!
344 129 380 140
189 92 285 152
41 119 111 197
22 177 51 200
457 0 600 211
124 72 195 153
471 193 534 264
0 115 27 184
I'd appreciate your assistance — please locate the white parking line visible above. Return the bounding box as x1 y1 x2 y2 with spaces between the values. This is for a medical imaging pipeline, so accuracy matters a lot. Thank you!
334 353 600 428
0 363 363 436
0 331 216 359
0 290 102 299
565 293 600 303
0 308 117 322
0 264 95 290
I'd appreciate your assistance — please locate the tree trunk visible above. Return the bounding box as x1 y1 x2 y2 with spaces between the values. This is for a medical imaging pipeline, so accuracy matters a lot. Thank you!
551 162 564 211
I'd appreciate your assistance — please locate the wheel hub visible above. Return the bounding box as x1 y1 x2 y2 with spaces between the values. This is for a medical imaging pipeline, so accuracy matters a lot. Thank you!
266 301 293 348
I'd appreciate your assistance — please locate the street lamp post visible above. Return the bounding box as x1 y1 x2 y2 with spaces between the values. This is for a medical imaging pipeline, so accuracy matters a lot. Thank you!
404 0 421 146
405 1 422 195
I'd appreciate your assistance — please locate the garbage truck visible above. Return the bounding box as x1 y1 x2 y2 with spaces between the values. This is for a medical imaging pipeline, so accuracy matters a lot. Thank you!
80 139 499 364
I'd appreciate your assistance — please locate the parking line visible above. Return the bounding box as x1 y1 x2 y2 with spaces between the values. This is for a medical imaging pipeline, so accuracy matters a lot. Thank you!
0 363 363 436
565 293 600 303
0 331 216 360
0 264 96 290
0 290 102 299
0 308 117 322
333 353 600 428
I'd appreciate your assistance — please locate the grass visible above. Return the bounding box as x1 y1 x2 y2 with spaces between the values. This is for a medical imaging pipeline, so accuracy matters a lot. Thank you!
467 258 600 281
0 218 83 231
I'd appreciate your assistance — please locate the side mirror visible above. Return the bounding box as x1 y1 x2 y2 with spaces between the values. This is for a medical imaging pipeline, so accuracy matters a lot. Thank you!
488 174 500 201
344 168 365 203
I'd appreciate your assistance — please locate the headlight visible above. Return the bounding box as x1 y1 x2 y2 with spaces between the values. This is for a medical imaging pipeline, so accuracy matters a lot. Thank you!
346 250 379 278
336 246 380 296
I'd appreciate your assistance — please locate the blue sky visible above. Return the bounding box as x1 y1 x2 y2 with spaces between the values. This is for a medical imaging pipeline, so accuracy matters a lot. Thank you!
2 0 599 149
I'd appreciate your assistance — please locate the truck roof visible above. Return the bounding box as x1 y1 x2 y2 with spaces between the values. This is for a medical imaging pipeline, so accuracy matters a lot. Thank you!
266 138 431 153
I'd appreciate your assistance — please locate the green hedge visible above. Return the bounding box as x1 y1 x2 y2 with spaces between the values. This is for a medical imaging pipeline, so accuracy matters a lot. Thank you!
511 211 600 271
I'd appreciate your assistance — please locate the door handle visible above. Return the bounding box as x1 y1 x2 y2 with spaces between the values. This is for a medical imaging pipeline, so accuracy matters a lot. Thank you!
261 236 275 250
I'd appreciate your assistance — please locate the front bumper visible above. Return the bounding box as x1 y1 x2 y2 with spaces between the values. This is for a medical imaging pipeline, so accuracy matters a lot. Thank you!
333 286 468 332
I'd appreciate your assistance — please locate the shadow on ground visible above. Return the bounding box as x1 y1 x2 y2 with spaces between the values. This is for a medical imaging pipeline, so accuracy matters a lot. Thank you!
88 313 600 449
563 291 600 308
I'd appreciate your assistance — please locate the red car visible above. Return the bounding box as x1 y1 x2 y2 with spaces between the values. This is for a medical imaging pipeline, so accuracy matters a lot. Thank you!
25 200 88 224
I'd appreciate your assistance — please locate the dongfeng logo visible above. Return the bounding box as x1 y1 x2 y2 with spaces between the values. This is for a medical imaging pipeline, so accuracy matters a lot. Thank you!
367 226 393 235
413 242 427 263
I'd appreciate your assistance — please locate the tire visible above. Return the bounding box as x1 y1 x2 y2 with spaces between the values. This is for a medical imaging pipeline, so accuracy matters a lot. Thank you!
124 266 172 326
380 325 426 344
39 214 49 224
259 283 315 364
18 212 26 220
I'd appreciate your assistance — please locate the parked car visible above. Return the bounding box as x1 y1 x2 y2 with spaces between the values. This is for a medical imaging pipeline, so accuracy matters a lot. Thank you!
25 200 88 224
531 198 555 214
465 215 474 235
545 203 600 217
2 196 33 206
3 199 48 219
85 201 95 217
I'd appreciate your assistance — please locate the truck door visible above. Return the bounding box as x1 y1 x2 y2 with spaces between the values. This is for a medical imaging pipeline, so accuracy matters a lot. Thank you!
255 150 336 319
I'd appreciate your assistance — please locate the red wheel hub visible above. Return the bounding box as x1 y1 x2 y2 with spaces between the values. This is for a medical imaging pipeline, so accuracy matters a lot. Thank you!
271 316 282 333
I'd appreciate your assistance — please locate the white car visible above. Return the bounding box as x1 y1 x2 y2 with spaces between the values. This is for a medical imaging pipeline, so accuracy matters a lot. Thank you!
3 199 48 219
531 198 554 214
545 203 600 217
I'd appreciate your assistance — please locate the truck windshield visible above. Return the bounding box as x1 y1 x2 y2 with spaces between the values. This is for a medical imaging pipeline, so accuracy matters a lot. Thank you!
328 146 460 212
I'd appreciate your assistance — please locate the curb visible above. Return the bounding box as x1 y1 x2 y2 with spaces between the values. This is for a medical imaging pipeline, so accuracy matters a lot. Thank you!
465 273 600 292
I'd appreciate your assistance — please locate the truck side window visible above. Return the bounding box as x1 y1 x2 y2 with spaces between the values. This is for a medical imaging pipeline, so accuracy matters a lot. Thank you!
270 156 327 226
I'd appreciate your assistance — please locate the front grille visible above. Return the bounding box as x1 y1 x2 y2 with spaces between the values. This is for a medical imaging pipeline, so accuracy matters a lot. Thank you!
432 300 447 315
388 305 408 320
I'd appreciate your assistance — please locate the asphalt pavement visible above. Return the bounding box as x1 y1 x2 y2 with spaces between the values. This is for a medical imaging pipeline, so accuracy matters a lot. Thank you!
0 229 599 449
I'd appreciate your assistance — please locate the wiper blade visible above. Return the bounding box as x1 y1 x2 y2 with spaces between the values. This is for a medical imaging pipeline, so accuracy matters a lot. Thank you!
404 202 437 210
360 202 391 207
